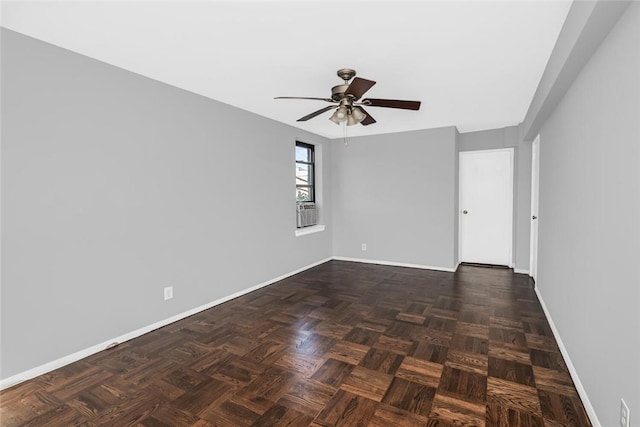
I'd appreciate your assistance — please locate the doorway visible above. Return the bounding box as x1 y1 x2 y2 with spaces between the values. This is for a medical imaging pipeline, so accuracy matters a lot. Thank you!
529 135 540 282
459 148 514 266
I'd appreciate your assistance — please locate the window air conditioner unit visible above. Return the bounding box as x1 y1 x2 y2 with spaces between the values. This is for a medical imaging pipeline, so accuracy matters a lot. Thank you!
296 203 317 228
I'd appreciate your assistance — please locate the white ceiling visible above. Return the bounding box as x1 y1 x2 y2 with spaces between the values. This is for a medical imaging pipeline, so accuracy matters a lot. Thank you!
1 1 572 138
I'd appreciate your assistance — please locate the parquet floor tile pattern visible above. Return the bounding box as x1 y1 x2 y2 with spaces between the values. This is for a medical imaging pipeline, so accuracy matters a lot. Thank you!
0 261 592 426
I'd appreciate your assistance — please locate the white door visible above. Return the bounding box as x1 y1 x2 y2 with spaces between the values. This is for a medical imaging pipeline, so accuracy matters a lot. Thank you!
459 149 514 266
529 136 540 281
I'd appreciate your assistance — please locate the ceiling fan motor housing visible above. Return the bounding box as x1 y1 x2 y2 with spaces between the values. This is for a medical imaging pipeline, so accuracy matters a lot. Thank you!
331 85 350 102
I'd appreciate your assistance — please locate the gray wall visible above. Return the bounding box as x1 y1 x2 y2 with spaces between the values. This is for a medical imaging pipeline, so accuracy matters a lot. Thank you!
522 0 631 141
458 126 532 271
331 127 458 269
0 29 332 379
536 3 639 425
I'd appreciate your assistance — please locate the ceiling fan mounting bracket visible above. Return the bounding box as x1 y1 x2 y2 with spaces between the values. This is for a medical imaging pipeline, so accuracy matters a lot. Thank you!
336 68 356 82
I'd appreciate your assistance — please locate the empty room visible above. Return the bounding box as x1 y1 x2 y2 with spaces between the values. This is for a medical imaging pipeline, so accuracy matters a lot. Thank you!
1 1 638 426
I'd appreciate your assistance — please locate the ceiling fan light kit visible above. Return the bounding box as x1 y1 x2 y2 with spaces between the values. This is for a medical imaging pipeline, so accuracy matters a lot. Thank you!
347 107 367 126
345 112 359 127
329 99 365 126
275 68 421 127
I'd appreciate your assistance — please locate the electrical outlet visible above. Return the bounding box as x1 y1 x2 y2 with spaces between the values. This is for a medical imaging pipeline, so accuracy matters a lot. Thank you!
361 243 367 251
164 286 173 301
621 398 630 427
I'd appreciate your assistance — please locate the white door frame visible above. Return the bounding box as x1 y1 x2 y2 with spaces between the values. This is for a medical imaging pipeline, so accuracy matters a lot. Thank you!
458 148 514 267
529 135 540 282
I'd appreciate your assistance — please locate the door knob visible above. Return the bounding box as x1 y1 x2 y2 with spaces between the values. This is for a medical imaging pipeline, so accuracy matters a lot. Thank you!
462 210 468 214
532 215 537 220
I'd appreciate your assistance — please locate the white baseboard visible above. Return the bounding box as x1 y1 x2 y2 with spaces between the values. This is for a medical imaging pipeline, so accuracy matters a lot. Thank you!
332 256 457 272
534 286 601 427
514 268 530 275
0 257 332 391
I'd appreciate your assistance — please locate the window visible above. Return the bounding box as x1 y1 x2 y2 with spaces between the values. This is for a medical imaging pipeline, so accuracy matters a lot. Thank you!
296 142 315 203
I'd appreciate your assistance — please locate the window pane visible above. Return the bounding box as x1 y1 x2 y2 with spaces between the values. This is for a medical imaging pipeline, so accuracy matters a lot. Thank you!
296 146 311 162
295 142 315 204
296 163 312 185
296 187 311 202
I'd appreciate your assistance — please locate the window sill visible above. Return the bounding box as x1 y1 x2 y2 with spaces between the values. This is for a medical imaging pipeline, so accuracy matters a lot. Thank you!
295 224 326 237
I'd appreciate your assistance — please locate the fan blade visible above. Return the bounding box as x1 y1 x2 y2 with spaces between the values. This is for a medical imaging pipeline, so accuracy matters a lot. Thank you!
362 98 421 110
297 105 337 122
355 107 376 126
345 77 376 99
275 96 334 102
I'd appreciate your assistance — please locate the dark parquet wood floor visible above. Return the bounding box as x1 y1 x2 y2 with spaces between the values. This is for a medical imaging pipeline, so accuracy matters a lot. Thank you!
0 261 592 426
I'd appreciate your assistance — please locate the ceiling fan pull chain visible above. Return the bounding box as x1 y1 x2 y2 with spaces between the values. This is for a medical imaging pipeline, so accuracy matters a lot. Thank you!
343 122 348 145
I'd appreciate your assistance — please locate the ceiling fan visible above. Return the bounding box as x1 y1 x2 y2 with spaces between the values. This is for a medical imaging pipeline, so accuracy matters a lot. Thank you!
275 68 421 126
